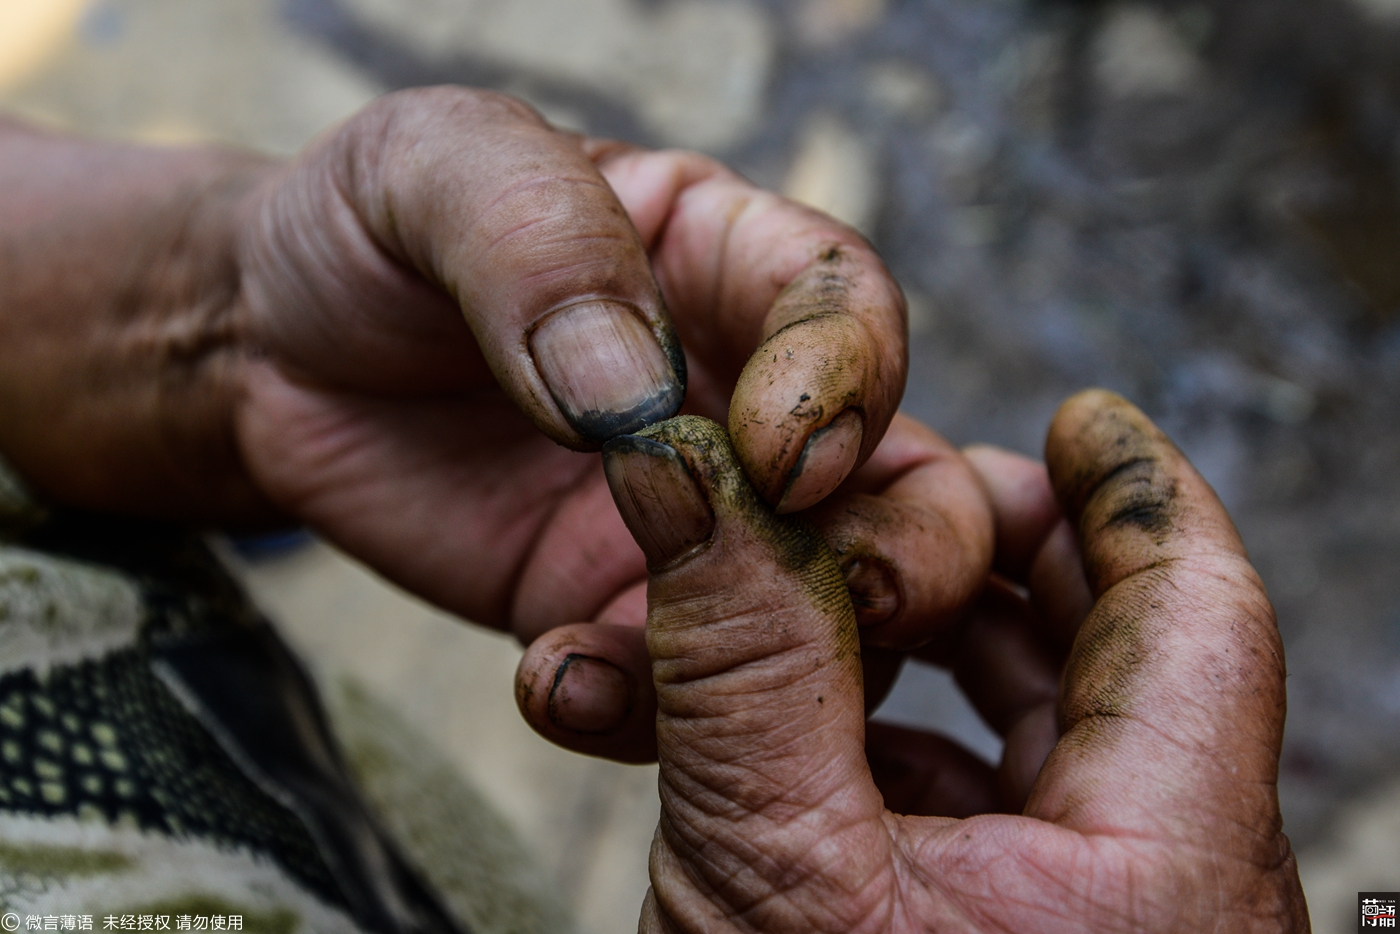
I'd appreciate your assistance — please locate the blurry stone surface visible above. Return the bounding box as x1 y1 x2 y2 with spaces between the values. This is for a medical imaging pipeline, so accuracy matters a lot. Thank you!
229 541 656 934
1091 4 1205 99
0 0 379 153
863 59 945 124
793 0 886 49
1295 778 1400 934
0 0 88 88
333 0 773 150
782 110 880 233
329 679 578 934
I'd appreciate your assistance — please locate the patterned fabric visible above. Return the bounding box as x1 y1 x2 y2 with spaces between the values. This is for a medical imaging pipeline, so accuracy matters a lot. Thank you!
0 459 573 934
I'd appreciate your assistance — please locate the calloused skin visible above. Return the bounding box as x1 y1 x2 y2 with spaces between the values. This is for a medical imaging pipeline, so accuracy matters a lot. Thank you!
0 88 990 751
0 89 1307 930
519 391 1310 933
0 92 974 615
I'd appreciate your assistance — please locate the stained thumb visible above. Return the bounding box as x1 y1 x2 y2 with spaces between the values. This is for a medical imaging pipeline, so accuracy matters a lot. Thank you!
602 416 889 932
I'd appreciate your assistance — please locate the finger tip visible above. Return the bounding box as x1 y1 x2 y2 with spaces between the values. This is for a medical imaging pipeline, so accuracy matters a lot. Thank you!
602 430 716 570
730 312 887 504
1059 387 1129 414
1044 389 1154 498
1046 389 1134 449
961 444 1062 576
964 444 1050 503
515 626 659 763
775 409 864 514
546 653 636 734
961 442 1006 462
962 443 1026 473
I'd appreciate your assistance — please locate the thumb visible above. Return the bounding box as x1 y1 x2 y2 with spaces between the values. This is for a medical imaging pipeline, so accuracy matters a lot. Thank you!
602 416 892 933
243 87 684 448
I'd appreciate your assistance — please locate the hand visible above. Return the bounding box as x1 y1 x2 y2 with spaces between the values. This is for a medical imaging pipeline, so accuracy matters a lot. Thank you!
516 409 994 761
576 391 1308 932
0 89 906 641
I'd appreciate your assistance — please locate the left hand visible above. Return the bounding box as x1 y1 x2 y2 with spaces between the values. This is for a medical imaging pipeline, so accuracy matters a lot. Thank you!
537 391 1309 931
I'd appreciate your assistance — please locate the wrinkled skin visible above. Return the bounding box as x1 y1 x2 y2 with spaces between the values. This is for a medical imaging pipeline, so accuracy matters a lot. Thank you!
0 89 1307 931
521 392 1309 934
0 89 989 752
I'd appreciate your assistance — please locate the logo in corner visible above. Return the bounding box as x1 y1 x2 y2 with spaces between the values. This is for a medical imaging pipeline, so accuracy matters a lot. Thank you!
1361 892 1399 930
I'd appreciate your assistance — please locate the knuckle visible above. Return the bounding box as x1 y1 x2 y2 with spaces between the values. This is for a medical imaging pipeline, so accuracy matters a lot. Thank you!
373 85 543 125
346 87 547 162
454 87 548 125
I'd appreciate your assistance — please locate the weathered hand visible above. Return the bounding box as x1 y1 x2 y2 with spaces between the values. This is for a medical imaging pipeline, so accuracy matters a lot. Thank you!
234 88 914 637
0 90 907 643
580 392 1308 933
515 410 993 761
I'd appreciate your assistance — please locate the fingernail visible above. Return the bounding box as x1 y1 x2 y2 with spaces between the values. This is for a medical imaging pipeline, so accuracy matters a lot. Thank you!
530 301 684 442
844 557 901 627
547 654 633 734
777 408 863 514
602 436 715 569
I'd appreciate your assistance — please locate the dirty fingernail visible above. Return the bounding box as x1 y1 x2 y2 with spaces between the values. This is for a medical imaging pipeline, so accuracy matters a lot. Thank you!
777 408 864 514
548 654 634 734
844 556 901 627
530 301 684 442
603 435 715 568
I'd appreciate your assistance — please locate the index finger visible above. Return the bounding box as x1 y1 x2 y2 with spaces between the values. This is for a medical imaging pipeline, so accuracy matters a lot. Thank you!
1029 391 1291 865
591 147 907 513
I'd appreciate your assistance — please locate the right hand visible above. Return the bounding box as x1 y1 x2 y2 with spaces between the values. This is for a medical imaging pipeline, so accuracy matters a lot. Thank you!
234 87 917 636
233 90 993 732
4 91 994 747
1 89 933 649
545 391 1308 932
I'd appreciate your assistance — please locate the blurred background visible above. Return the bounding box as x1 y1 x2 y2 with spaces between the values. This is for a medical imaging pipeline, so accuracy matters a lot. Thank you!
2 0 1398 930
